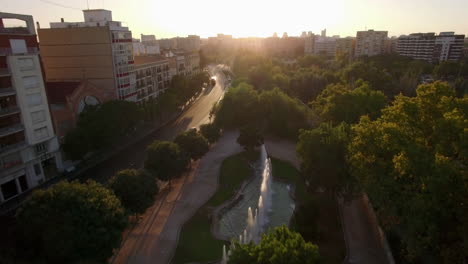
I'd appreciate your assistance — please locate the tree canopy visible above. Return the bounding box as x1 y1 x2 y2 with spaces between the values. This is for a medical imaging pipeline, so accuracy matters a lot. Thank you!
199 123 221 143
174 128 210 160
16 180 127 263
109 169 158 215
237 125 264 151
63 100 141 160
228 226 320 264
348 81 468 263
312 81 387 124
145 141 189 182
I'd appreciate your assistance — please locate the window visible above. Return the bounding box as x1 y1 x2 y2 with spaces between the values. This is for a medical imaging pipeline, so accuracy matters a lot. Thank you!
34 127 49 140
9 39 27 54
34 142 48 154
34 163 42 176
23 76 39 89
27 93 42 107
31 110 45 124
18 175 28 192
18 58 34 70
1 179 18 200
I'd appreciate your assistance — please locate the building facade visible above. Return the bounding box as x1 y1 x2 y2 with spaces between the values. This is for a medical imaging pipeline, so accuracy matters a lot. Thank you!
133 55 170 102
355 30 388 57
38 9 137 101
397 32 465 63
336 37 355 56
0 12 62 204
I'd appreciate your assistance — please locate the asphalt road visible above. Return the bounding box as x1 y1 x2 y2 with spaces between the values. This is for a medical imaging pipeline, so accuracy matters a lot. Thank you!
81 65 228 183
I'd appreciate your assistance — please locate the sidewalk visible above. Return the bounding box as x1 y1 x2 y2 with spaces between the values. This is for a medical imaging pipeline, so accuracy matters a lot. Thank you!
111 131 243 264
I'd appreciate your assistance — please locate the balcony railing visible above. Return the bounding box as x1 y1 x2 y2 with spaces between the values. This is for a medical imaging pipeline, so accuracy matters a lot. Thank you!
0 124 24 137
0 106 20 117
0 141 26 155
0 47 38 56
0 88 16 97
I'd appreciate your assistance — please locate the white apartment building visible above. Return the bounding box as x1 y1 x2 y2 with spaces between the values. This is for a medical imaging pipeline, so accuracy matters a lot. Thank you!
355 30 388 57
0 13 62 204
397 32 465 63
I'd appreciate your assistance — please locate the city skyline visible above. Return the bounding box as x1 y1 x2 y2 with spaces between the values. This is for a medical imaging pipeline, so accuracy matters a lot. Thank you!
2 0 468 39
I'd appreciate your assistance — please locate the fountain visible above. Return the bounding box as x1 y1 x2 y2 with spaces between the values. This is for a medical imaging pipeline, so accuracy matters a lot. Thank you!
219 145 295 262
221 245 227 264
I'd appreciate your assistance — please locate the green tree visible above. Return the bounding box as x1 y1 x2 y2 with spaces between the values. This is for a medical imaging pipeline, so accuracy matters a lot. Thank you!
297 122 356 195
145 141 189 182
174 128 210 160
312 81 387 124
63 100 141 160
16 181 127 263
259 87 311 138
228 226 320 264
348 81 468 263
108 169 158 215
199 123 221 143
214 82 260 128
237 125 264 151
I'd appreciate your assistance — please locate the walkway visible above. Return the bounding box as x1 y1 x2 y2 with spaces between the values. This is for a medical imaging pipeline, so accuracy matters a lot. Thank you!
265 137 390 264
112 131 242 264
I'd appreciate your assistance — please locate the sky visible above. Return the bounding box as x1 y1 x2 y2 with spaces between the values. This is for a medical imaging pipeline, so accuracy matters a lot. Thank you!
1 0 468 39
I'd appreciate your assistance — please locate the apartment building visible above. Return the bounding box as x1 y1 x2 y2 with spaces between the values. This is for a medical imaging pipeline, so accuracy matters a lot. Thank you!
0 12 62 204
133 55 170 102
433 32 465 62
355 30 388 57
304 32 315 54
336 37 355 56
397 33 436 62
161 49 200 78
397 32 465 63
38 9 137 101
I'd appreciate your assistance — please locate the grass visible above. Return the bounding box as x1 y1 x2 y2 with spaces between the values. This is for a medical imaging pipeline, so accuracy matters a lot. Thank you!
172 151 256 264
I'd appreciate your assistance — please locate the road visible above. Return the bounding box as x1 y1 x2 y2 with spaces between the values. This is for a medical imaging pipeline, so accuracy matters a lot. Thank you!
81 65 228 183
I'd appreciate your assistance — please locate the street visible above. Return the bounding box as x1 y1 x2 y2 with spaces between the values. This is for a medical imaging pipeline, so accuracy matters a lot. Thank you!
81 65 228 183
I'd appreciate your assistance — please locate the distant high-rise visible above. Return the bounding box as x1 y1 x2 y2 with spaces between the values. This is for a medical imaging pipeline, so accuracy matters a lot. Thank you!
355 30 388 57
397 32 465 63
321 29 326 38
0 12 62 204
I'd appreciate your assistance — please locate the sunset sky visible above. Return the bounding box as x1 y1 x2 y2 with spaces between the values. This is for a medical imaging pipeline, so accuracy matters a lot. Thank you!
2 0 468 39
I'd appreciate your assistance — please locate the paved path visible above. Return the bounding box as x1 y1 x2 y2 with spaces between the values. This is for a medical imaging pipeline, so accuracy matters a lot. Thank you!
266 137 390 264
112 131 242 264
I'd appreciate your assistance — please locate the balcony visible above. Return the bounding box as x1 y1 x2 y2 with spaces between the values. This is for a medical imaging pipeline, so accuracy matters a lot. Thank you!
0 140 26 155
0 47 38 56
0 106 20 118
0 88 15 97
0 124 24 137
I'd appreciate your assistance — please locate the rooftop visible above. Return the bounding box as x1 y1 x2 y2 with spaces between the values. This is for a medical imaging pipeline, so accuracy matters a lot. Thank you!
134 55 168 65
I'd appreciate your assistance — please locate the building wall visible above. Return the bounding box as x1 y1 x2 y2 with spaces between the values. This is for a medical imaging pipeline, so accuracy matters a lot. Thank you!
355 30 388 57
38 27 118 100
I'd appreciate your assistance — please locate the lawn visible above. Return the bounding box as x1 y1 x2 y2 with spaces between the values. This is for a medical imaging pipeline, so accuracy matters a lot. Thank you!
172 151 256 264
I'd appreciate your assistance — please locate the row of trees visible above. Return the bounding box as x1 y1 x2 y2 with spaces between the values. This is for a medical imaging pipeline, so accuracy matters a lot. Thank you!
11 124 221 263
296 82 468 263
63 72 211 161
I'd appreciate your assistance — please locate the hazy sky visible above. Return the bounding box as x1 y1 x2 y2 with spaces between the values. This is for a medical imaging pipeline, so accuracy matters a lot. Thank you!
2 0 468 39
